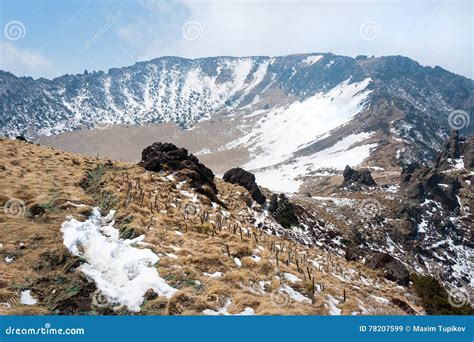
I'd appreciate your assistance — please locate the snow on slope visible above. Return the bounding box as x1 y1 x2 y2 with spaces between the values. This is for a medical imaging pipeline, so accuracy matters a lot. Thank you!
61 207 177 312
232 78 372 171
8 58 273 137
302 55 323 66
253 132 377 192
180 58 257 119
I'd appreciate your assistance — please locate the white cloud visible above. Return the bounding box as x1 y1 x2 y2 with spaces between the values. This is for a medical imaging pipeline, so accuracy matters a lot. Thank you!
117 0 472 79
0 42 55 78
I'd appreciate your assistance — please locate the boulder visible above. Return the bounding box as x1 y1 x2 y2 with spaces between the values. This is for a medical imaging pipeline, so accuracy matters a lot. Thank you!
223 167 266 205
139 142 219 202
28 203 46 217
365 252 410 286
341 165 376 189
463 136 474 169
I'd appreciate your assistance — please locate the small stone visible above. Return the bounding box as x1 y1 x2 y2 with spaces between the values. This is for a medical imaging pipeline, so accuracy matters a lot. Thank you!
144 289 158 301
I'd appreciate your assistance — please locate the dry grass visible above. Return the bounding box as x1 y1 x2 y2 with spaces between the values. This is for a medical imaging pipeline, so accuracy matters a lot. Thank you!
0 138 422 315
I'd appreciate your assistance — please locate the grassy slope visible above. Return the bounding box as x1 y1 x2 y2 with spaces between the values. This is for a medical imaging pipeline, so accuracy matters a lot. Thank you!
0 138 419 315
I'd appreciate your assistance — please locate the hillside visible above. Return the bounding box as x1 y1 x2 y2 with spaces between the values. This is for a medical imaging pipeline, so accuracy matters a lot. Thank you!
1 137 472 315
2 53 473 193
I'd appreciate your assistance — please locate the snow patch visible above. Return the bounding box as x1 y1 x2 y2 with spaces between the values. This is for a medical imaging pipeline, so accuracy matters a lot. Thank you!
254 132 377 192
203 271 223 278
302 55 323 66
203 299 255 315
326 295 342 315
279 285 311 303
418 219 428 233
20 290 37 305
234 257 242 267
61 207 177 312
237 78 373 172
284 273 302 283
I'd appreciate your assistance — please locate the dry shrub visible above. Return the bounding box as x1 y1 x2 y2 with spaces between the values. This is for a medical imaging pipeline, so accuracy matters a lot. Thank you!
241 256 257 268
0 194 9 206
257 261 275 275
0 289 17 303
166 292 207 315
186 252 225 271
222 269 249 287
142 296 168 313
231 293 261 313
231 244 253 259
6 306 50 315
204 283 232 307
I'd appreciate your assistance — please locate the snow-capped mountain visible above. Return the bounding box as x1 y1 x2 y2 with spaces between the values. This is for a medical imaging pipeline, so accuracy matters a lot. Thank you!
1 53 472 192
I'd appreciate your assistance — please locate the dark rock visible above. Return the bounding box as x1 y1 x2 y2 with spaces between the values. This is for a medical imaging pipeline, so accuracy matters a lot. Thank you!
463 136 474 169
144 289 158 301
223 167 266 205
400 164 461 212
344 245 364 261
390 298 416 315
29 203 46 217
15 135 29 143
366 252 410 286
400 162 421 182
435 130 464 170
432 130 473 171
399 132 467 212
139 142 220 203
397 132 470 246
341 165 376 189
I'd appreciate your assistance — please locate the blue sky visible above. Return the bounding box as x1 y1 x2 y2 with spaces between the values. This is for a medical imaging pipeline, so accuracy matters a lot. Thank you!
0 0 472 79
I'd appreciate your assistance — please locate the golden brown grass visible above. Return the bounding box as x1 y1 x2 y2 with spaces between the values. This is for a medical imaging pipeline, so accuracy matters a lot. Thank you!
0 138 422 315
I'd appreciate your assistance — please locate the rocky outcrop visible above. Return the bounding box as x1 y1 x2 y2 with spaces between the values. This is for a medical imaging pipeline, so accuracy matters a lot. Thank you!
344 245 365 262
464 136 474 169
223 168 266 205
401 164 461 212
400 133 464 212
400 162 421 183
365 252 410 286
341 165 376 189
435 130 470 171
139 142 219 203
391 131 473 289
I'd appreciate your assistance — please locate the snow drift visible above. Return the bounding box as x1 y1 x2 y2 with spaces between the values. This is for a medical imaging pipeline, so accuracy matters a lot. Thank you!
61 207 177 312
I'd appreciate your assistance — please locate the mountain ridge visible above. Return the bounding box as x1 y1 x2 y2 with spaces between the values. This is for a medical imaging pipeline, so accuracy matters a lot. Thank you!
1 52 472 193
